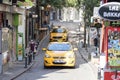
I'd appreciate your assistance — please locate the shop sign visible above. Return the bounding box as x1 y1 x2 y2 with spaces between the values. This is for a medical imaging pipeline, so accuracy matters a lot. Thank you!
107 27 120 67
0 4 11 12
2 0 12 5
12 6 24 14
98 2 120 21
17 33 24 61
104 72 120 80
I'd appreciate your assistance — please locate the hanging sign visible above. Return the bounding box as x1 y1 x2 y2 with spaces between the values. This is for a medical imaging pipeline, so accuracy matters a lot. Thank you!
98 2 120 21
104 71 120 80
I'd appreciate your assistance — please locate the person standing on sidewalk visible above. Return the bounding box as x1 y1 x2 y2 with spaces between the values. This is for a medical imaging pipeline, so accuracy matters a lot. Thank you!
94 36 98 56
29 40 35 60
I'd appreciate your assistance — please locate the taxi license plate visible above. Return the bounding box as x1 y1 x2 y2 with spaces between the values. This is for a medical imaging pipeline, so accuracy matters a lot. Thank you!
54 60 65 63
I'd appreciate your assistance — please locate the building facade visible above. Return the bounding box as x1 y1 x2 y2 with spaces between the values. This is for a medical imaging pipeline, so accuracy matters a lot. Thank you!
0 0 33 74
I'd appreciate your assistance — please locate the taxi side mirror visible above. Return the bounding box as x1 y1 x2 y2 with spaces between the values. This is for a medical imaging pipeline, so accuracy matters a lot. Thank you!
42 48 47 51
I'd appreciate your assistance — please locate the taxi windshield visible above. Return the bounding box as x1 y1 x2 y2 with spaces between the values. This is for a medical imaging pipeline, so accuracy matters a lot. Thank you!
52 28 66 33
47 43 72 51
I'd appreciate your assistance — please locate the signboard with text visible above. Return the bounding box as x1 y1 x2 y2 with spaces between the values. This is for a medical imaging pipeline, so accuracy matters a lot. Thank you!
104 71 120 80
106 27 120 68
98 2 120 21
17 33 24 61
1 0 12 5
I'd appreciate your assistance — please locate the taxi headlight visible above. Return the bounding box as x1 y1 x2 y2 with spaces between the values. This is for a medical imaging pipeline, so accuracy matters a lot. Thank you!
63 35 67 37
45 54 51 58
68 54 75 58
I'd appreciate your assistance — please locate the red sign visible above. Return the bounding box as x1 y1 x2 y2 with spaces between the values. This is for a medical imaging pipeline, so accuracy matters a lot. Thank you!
104 72 120 80
106 27 120 68
103 0 107 3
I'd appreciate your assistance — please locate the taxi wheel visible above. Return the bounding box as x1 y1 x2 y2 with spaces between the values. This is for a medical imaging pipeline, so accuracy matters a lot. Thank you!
44 64 47 68
71 65 76 69
66 37 68 41
44 64 49 69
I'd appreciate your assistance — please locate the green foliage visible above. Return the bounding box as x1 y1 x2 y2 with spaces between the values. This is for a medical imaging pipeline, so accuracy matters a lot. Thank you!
39 0 100 24
40 0 66 8
40 0 80 8
66 0 78 7
81 0 100 25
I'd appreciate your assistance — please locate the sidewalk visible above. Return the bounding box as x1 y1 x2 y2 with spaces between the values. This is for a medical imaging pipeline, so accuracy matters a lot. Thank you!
78 45 99 67
78 45 99 79
0 34 49 80
0 61 34 80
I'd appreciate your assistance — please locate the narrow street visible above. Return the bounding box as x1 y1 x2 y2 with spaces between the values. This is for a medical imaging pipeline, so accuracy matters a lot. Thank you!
14 21 98 80
0 1 120 80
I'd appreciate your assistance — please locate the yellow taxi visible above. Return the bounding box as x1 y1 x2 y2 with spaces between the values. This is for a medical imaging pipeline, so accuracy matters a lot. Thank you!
42 42 77 68
50 26 68 42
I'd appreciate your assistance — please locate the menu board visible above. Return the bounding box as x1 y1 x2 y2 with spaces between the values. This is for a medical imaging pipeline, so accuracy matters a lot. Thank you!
17 33 24 61
107 27 120 68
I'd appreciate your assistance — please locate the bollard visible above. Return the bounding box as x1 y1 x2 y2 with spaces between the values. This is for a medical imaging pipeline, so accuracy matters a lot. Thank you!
24 53 28 68
30 51 32 63
33 52 35 60
33 47 36 60
28 52 31 65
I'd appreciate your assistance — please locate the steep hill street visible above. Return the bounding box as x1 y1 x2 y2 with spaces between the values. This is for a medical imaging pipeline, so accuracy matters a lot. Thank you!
13 21 98 80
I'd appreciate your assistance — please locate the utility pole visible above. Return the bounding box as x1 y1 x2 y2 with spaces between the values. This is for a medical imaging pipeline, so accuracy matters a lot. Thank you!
36 0 40 41
0 28 2 74
0 13 2 74
83 15 86 48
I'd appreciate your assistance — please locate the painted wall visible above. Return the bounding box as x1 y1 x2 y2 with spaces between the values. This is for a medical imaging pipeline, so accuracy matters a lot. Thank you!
60 7 84 22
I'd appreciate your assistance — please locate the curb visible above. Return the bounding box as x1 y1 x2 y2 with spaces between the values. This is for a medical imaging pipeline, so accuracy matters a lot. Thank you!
10 62 35 80
36 34 49 56
10 34 49 80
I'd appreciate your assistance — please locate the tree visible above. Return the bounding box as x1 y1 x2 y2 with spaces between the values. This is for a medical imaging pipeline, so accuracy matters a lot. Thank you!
40 0 79 9
40 0 66 9
39 0 100 47
75 0 100 47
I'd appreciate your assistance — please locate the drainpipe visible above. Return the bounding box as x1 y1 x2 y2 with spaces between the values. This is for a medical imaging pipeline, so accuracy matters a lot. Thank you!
0 28 2 74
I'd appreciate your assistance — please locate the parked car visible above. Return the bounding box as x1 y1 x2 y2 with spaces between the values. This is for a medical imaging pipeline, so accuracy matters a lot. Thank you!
42 42 77 68
50 26 68 42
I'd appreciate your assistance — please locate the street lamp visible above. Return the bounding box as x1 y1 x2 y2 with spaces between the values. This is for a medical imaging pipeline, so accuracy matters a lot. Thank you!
32 12 38 40
40 6 44 27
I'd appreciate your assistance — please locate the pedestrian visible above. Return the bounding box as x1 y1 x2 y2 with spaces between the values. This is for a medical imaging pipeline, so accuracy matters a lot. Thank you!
94 37 98 47
29 40 35 52
94 37 98 56
29 40 36 60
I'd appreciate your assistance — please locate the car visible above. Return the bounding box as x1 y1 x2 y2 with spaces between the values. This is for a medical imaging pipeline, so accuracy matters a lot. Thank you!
50 26 68 42
42 42 77 68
